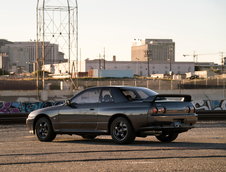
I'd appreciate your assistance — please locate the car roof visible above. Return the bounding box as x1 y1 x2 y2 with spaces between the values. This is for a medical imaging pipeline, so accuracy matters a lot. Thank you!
87 86 147 90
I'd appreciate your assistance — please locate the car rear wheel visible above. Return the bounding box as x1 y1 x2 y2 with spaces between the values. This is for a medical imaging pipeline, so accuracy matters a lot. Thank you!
110 117 135 144
35 117 56 142
155 132 178 143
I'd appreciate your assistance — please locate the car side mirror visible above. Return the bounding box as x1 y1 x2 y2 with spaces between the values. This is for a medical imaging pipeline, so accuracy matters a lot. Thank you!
65 100 71 106
66 100 77 108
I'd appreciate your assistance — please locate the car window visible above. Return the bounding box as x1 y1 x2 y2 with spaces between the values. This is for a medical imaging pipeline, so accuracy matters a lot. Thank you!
72 89 100 104
101 89 114 103
121 88 156 101
136 90 149 99
122 90 137 101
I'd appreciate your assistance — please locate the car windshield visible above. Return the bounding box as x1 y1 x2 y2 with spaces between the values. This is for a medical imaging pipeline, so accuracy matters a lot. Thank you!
120 87 158 101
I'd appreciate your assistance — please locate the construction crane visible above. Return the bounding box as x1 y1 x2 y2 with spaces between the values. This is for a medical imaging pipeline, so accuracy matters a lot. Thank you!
183 52 226 73
183 52 226 64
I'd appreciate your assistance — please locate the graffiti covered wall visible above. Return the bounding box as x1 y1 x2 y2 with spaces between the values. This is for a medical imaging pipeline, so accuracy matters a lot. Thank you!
0 102 64 113
192 100 226 111
0 100 226 114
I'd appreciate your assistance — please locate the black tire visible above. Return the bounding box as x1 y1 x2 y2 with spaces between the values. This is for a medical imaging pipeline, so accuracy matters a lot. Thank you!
155 132 178 143
110 117 135 144
81 134 97 140
35 117 56 142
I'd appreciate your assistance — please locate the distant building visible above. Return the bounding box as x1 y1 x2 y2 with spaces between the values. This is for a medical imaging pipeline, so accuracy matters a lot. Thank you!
0 39 12 48
224 57 226 66
44 62 69 74
194 62 218 71
0 39 12 72
0 52 8 72
91 69 133 78
86 59 194 77
194 70 215 79
131 39 175 63
0 41 66 73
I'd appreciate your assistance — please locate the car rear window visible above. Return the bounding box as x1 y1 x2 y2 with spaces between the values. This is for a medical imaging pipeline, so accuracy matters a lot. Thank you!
120 87 157 101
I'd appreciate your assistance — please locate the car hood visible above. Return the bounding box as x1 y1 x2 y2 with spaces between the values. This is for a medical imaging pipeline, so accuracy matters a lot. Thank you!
28 104 65 118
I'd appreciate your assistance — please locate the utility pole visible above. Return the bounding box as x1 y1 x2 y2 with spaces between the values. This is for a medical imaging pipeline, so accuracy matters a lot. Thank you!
221 52 224 73
103 48 106 70
75 0 78 78
99 53 101 70
79 48 81 72
42 5 45 90
168 45 173 75
147 56 150 77
144 49 152 77
36 1 40 100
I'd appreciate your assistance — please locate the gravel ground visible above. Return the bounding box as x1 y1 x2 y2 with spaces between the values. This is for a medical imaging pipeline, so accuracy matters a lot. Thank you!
0 121 225 172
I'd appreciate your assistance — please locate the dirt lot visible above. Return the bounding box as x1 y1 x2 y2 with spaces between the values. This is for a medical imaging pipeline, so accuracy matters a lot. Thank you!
0 121 225 172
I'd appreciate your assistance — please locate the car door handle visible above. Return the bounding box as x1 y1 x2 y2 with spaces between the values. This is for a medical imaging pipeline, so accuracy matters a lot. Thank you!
90 108 95 111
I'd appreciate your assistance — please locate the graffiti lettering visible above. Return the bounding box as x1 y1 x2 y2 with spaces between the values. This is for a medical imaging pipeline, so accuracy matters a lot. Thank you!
192 100 226 110
0 101 64 113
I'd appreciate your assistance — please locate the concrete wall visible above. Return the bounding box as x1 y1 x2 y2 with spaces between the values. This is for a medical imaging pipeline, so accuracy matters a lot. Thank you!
156 89 226 101
0 89 226 113
0 90 77 102
0 88 225 102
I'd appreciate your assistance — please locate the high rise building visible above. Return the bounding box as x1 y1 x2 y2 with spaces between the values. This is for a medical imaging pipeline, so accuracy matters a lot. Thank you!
131 39 175 62
0 41 66 73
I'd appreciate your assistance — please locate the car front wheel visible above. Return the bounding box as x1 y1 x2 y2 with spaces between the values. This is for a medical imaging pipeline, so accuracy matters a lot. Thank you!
155 132 178 143
35 117 56 142
110 117 135 144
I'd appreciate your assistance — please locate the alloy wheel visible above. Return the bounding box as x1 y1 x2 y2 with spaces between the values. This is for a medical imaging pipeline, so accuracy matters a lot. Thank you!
113 121 128 141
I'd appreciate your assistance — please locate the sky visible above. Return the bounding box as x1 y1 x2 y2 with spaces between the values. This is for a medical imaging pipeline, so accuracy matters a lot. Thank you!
1 0 226 66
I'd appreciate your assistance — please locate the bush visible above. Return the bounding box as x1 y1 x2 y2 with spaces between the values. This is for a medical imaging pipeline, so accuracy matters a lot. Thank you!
0 69 9 75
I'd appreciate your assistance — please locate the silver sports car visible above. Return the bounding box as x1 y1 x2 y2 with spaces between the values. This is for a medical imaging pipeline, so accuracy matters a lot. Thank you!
26 86 198 144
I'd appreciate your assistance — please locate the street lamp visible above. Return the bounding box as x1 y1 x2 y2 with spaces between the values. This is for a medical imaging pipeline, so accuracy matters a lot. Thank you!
135 58 139 76
168 57 172 75
168 46 173 75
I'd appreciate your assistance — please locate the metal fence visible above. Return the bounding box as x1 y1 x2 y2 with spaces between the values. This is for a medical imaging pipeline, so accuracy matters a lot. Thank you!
1 78 226 90
75 78 226 90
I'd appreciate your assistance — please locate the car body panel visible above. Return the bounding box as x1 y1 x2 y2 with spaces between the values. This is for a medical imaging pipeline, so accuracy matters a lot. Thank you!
96 101 150 132
57 103 99 132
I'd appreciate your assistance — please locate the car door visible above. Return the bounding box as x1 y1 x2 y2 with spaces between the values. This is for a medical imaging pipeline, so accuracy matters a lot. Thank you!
96 88 116 131
58 88 100 132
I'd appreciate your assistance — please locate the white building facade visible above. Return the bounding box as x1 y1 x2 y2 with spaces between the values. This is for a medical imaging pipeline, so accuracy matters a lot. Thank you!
86 59 195 77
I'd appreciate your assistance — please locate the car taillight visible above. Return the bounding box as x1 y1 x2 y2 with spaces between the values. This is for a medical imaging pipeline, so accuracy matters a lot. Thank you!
148 107 165 115
149 107 158 114
189 106 196 113
157 107 166 114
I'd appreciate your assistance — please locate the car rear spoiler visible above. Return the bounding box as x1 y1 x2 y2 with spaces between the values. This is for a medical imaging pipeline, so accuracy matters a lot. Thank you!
145 94 192 102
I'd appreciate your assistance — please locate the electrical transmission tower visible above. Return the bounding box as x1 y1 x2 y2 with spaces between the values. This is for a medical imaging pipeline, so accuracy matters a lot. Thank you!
36 0 78 91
